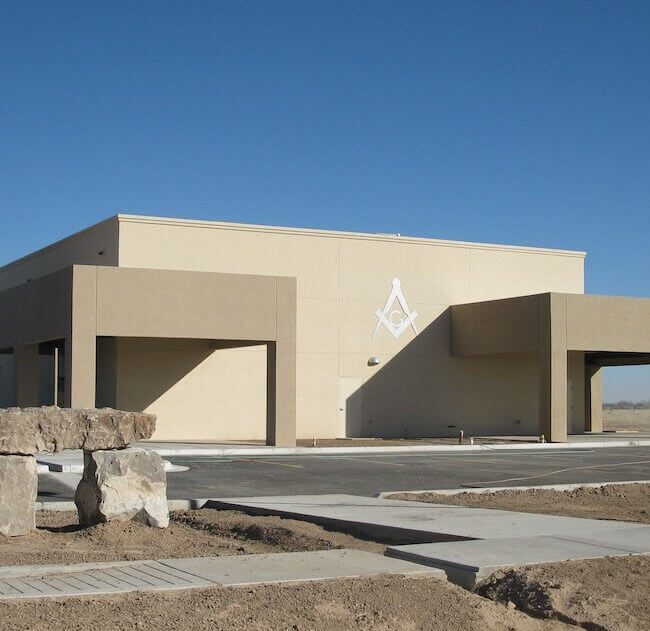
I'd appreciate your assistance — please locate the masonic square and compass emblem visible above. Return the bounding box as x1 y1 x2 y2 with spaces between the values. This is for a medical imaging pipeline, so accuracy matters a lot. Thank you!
372 278 418 339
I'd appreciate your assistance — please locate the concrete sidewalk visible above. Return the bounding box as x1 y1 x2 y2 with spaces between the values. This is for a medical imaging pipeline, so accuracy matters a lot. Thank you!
139 435 650 457
212 494 650 586
0 550 445 600
211 494 647 542
386 530 650 588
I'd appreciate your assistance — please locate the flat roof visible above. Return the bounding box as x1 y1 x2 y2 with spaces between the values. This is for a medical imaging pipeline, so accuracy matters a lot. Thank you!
0 213 586 273
120 214 586 257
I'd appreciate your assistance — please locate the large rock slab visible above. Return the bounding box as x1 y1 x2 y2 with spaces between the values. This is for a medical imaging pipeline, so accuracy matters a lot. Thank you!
0 407 156 455
0 455 37 536
75 448 169 528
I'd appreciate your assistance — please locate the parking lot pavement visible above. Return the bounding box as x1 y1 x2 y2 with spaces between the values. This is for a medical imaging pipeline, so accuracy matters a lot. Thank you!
36 446 650 502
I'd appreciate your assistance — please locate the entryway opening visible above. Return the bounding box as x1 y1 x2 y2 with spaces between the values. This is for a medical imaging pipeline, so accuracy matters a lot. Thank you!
96 337 268 442
602 364 650 433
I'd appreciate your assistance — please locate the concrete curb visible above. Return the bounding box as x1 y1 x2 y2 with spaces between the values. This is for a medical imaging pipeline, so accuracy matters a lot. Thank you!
36 457 187 473
149 439 650 458
376 479 650 498
36 498 213 512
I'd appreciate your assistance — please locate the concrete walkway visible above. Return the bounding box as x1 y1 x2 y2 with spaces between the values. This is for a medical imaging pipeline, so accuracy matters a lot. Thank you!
211 494 646 542
386 530 650 588
212 494 650 586
0 550 445 600
137 436 650 457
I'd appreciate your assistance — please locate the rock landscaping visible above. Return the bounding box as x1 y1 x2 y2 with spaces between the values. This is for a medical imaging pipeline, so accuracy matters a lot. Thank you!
75 447 169 528
0 406 165 536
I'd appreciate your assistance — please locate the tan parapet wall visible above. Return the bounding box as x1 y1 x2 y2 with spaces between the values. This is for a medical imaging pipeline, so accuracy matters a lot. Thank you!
0 218 119 293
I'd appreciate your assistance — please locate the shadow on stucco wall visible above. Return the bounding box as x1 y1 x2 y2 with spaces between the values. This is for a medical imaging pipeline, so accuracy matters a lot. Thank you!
345 308 540 438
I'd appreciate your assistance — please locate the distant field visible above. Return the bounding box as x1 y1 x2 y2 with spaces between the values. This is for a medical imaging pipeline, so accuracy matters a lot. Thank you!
603 408 650 432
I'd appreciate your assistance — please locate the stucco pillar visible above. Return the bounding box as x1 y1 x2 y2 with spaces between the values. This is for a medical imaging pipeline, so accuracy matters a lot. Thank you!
14 344 39 407
64 267 97 408
567 351 586 434
266 277 297 447
585 365 603 432
539 294 568 442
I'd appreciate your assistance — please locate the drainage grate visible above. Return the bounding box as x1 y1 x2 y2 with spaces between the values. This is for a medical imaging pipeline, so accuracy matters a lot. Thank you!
0 561 209 600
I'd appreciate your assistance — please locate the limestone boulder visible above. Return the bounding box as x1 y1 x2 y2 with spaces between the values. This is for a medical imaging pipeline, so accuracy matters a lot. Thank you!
0 407 156 455
75 448 169 528
0 455 37 536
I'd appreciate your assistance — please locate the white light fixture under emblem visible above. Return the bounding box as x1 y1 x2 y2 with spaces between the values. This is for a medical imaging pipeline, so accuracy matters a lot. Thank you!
368 356 381 366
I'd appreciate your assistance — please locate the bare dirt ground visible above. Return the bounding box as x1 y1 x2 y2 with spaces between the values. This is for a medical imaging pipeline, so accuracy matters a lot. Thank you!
391 484 650 630
603 408 650 432
478 556 650 631
390 482 650 523
0 575 569 631
0 509 382 567
0 510 572 631
2 489 647 629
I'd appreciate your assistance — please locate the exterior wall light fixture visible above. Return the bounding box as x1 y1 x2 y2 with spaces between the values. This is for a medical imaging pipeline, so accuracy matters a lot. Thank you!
367 356 381 367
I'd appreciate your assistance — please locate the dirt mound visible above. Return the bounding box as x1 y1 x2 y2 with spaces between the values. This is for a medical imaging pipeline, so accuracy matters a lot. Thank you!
391 483 650 523
0 575 568 631
171 509 383 553
0 509 382 567
478 556 650 631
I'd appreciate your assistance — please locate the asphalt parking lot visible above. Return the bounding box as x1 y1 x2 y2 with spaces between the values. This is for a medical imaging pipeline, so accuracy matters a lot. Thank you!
37 446 650 502
145 446 650 500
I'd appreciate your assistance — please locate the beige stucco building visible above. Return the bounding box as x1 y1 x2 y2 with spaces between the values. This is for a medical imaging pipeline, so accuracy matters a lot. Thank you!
1 214 649 444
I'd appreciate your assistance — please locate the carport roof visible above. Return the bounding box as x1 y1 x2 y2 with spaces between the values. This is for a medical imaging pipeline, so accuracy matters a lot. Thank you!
452 292 650 357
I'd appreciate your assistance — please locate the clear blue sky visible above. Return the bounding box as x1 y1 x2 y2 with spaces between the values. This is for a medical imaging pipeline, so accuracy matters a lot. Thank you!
1 1 649 400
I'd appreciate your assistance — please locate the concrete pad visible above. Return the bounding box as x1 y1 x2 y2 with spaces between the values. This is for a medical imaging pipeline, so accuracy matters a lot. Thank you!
36 451 186 473
210 494 643 543
0 550 444 600
138 438 650 457
552 525 650 554
163 549 445 586
386 536 644 589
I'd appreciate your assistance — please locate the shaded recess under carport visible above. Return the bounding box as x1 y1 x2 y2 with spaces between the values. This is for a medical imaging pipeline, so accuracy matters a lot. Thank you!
0 265 297 446
452 293 650 442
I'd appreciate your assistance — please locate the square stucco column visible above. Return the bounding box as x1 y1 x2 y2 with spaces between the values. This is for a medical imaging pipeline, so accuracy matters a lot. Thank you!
585 365 603 432
14 344 39 407
63 267 97 408
539 294 568 442
266 277 297 447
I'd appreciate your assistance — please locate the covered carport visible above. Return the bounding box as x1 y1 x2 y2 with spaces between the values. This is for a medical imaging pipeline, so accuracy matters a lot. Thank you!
0 265 297 446
452 293 650 442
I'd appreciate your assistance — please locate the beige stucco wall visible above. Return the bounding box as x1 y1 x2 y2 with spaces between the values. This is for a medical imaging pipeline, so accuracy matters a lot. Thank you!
568 350 586 433
98 338 267 441
115 216 585 439
566 295 650 352
0 355 13 407
0 218 119 292
0 215 588 440
90 266 294 443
